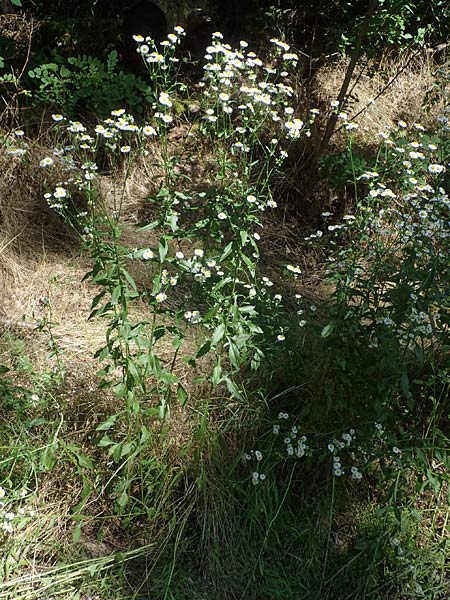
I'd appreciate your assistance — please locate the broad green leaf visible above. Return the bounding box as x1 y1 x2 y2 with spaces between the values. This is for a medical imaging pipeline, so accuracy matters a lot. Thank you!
96 416 119 434
159 372 179 384
177 384 188 406
72 523 82 543
211 323 226 345
138 220 159 231
321 323 335 338
220 241 233 261
117 489 128 507
195 340 211 358
97 435 114 447
223 377 243 400
228 339 241 369
211 362 222 386
159 238 168 263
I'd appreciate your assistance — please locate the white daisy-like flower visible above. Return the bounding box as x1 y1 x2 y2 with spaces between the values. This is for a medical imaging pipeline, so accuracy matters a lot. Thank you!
428 163 445 174
111 108 126 116
156 113 173 124
159 92 172 108
120 145 131 153
142 125 157 136
286 264 301 275
142 249 154 260
53 187 67 199
155 292 167 303
67 121 86 133
132 34 144 43
52 114 64 121
40 157 54 167
147 52 164 63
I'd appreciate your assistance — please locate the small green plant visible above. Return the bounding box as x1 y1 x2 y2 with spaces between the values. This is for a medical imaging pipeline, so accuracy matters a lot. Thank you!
27 50 153 116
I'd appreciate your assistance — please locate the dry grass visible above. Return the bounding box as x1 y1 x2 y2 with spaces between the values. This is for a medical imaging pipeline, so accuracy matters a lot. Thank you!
314 50 446 143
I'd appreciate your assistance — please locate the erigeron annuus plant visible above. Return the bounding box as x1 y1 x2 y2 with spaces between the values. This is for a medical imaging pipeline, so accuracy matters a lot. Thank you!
127 29 316 388
4 29 314 508
307 116 449 418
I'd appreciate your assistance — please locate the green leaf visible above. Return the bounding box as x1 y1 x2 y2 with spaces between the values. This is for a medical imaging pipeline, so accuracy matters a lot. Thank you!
98 435 114 447
122 267 137 291
11 0 22 6
111 285 122 305
220 241 234 262
228 339 241 369
138 220 159 231
117 489 128 507
120 442 134 458
114 382 127 399
72 523 82 543
241 254 255 276
153 326 166 341
321 323 335 338
177 384 188 406
159 372 179 384
211 323 226 345
223 377 243 400
157 187 170 198
40 444 57 470
96 413 119 431
211 362 222 386
238 305 256 314
195 340 211 358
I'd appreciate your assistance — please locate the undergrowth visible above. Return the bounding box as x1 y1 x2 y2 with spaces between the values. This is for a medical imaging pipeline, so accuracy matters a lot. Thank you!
0 18 449 600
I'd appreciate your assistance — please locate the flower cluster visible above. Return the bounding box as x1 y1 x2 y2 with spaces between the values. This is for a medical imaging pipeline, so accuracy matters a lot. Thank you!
0 486 35 538
199 32 316 147
245 416 410 485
